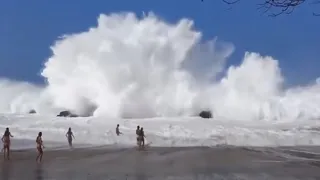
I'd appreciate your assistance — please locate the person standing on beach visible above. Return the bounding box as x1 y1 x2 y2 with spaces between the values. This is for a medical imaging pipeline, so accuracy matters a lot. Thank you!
36 132 44 163
116 124 123 136
136 126 140 145
138 127 146 149
1 127 13 160
66 127 75 148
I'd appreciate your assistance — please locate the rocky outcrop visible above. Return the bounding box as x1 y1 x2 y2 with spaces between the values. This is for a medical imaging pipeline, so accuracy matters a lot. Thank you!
57 110 79 117
29 109 36 114
199 110 212 119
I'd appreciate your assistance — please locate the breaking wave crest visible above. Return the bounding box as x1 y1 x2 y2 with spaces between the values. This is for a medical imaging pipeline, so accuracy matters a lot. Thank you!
0 12 319 121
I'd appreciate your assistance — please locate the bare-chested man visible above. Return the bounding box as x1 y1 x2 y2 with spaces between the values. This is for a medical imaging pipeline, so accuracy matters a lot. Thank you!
136 126 140 145
138 127 146 149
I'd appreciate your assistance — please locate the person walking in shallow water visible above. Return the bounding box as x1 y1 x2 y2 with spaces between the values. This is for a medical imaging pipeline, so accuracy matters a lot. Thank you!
116 124 123 136
36 132 44 163
1 127 13 160
66 127 75 148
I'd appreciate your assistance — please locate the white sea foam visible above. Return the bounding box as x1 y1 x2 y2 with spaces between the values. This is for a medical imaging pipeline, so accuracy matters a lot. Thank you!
0 12 319 147
1 114 320 149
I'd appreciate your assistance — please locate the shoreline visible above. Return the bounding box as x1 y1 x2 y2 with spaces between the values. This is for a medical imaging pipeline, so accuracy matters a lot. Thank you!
8 143 320 151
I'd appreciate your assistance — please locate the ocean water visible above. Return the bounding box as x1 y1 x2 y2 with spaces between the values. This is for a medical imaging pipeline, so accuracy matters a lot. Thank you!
1 114 320 147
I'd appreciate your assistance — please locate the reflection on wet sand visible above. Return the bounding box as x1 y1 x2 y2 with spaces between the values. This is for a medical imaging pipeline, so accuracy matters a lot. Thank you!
0 146 319 180
1 161 11 180
35 164 44 180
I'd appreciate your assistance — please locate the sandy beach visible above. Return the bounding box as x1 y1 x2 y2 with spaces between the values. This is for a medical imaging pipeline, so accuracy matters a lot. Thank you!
0 146 320 180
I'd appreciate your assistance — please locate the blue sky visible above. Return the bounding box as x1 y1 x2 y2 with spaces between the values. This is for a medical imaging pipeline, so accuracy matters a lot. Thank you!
0 0 319 86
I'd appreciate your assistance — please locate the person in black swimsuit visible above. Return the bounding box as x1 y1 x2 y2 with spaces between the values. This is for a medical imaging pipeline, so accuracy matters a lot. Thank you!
66 127 75 148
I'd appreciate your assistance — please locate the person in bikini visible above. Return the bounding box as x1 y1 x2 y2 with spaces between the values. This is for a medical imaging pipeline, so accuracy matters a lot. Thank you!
1 128 13 160
66 127 75 148
36 132 45 163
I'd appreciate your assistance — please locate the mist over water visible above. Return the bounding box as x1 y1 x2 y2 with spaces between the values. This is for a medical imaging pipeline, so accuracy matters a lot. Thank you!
1 12 320 121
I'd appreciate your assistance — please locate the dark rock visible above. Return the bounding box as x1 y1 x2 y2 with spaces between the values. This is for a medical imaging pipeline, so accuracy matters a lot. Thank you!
69 114 79 117
57 110 78 117
29 109 36 114
199 110 212 119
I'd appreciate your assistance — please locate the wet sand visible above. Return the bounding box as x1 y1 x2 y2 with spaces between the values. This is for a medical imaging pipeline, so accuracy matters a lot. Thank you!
1 145 320 180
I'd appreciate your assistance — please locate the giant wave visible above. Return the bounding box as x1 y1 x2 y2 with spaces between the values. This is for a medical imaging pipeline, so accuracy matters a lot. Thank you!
0 12 319 121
